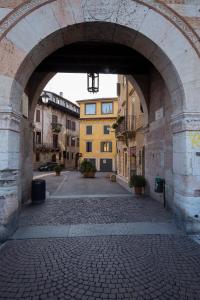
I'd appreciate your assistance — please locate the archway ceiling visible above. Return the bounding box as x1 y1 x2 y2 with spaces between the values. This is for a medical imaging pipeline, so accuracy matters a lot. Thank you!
35 41 153 75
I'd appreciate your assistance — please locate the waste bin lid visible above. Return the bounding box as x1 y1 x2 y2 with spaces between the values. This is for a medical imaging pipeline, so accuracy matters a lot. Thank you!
32 179 45 184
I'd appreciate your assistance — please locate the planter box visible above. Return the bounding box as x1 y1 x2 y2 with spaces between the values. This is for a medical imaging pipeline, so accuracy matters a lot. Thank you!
83 172 96 178
134 187 143 195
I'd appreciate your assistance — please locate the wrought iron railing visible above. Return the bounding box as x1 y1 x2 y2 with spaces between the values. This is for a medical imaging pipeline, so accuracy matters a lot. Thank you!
115 114 144 137
51 122 62 133
35 143 61 152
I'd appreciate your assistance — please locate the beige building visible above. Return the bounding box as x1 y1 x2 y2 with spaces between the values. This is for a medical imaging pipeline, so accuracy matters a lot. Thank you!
116 75 145 189
33 91 80 170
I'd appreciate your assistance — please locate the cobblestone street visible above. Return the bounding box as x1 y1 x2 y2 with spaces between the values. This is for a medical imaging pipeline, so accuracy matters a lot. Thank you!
1 172 200 299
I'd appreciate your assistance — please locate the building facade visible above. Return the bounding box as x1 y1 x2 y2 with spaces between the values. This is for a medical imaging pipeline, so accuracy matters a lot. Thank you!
78 98 118 172
116 76 145 190
33 91 80 170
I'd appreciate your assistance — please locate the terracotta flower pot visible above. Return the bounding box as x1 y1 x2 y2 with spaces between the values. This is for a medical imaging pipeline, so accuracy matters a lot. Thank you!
83 172 95 178
134 187 143 195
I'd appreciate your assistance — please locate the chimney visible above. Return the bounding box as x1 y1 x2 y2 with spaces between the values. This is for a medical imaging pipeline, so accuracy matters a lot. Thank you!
60 92 63 97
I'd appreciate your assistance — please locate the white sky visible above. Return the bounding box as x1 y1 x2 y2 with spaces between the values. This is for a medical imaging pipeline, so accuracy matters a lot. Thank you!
45 73 118 103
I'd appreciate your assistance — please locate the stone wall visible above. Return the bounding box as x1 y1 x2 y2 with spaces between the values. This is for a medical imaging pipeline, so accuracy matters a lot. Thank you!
145 68 173 208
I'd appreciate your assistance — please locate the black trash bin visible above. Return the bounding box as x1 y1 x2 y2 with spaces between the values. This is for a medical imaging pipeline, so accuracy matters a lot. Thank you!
32 179 46 204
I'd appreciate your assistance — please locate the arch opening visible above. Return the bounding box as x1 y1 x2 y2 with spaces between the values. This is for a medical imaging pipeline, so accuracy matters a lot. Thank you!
0 7 200 240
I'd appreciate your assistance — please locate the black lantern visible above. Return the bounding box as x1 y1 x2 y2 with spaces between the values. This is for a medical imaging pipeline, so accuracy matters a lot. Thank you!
87 73 99 93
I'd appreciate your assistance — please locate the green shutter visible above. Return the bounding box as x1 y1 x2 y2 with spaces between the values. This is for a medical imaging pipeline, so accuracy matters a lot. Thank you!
100 142 104 152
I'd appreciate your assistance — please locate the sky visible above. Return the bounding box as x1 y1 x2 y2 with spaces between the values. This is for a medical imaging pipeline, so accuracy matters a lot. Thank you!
45 73 118 103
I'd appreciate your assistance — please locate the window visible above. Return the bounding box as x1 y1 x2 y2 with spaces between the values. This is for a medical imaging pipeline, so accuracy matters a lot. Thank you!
66 135 70 146
72 121 76 131
71 137 75 147
100 141 112 152
36 110 40 122
63 151 66 159
36 132 41 144
77 138 80 147
86 141 92 152
71 152 74 160
53 134 58 148
66 119 71 129
52 115 58 124
104 125 110 135
36 152 40 162
67 152 70 160
102 102 113 114
86 125 92 135
85 103 96 115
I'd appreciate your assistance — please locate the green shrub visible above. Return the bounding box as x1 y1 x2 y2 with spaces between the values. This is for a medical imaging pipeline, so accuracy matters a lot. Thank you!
116 115 124 124
129 175 146 188
54 165 62 173
112 123 118 129
80 160 97 174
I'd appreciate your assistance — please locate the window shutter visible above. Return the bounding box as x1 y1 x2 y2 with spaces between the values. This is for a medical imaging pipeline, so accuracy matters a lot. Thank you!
100 142 104 152
36 110 40 122
117 83 121 96
109 142 112 152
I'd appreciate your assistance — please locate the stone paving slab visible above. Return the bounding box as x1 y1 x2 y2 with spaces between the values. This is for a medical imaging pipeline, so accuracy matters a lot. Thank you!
1 236 200 299
11 222 183 240
48 194 132 199
190 235 200 245
19 196 173 227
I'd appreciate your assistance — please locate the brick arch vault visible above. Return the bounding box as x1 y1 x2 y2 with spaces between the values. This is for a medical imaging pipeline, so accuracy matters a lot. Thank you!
0 0 200 240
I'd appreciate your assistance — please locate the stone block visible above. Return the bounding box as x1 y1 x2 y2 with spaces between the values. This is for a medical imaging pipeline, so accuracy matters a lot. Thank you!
0 186 18 225
174 192 200 232
0 152 20 170
0 38 25 79
182 80 200 112
0 75 23 112
173 151 193 176
6 18 41 53
116 0 149 31
0 130 20 153
24 3 61 42
52 0 76 28
82 0 120 23
0 8 11 21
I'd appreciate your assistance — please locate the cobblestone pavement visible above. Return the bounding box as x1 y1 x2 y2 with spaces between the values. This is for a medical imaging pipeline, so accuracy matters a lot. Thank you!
1 236 200 300
34 171 129 196
19 196 173 227
1 173 200 299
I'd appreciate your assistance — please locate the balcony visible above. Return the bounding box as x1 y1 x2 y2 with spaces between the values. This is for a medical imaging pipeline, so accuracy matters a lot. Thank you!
51 122 62 133
114 114 144 139
35 143 61 152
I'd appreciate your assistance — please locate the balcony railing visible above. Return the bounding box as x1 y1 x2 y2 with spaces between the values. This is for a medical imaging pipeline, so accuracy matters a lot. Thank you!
35 143 61 152
51 122 62 133
115 114 144 138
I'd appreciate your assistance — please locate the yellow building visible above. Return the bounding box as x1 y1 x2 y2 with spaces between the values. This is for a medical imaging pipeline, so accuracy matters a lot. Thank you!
77 98 118 172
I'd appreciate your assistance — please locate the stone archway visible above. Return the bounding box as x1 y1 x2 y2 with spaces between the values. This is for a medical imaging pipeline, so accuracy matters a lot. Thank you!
0 0 200 240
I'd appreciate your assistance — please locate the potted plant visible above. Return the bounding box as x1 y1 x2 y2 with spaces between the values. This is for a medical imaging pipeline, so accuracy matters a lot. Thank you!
80 160 97 178
129 175 146 195
55 165 62 176
112 123 118 129
116 115 124 124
